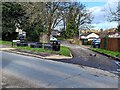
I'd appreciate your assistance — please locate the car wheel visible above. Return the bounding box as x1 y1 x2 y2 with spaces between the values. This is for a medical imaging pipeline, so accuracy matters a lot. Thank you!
95 45 99 48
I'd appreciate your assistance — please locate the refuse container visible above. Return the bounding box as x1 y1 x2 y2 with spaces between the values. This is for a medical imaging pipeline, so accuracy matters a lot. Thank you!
16 42 20 46
30 43 36 48
55 40 60 51
52 41 56 51
52 40 60 51
44 43 52 50
36 42 42 48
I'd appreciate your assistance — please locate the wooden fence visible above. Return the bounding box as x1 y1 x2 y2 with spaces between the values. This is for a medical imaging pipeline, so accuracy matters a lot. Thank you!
100 38 120 52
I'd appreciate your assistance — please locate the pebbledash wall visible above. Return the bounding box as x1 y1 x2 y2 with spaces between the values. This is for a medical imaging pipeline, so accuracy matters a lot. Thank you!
100 38 120 52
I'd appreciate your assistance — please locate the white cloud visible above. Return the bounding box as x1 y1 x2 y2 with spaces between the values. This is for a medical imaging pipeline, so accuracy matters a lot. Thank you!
89 6 107 24
89 0 119 30
77 0 119 2
92 22 118 30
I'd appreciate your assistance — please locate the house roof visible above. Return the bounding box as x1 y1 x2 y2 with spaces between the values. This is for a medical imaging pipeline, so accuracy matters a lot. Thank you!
81 32 93 36
81 32 99 36
51 30 61 36
88 37 98 39
107 32 120 35
80 29 100 33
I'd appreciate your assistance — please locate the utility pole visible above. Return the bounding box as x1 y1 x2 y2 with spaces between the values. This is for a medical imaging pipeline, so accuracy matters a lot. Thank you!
79 30 81 40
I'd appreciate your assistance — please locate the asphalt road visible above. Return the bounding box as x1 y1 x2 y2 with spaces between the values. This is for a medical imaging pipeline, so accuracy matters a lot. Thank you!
60 41 119 73
2 51 118 88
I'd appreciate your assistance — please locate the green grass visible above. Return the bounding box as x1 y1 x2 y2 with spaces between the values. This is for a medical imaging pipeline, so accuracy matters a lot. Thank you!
58 46 71 57
15 46 53 53
57 37 66 40
91 48 120 58
15 46 71 57
0 40 71 57
0 40 12 44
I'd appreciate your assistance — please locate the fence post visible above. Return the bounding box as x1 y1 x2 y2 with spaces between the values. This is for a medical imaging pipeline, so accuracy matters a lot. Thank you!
104 36 108 49
12 41 13 47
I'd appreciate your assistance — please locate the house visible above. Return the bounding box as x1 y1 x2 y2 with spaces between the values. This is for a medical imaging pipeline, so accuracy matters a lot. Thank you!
99 28 117 38
80 29 100 34
99 28 120 38
51 30 60 37
16 27 26 37
108 32 120 38
80 32 99 41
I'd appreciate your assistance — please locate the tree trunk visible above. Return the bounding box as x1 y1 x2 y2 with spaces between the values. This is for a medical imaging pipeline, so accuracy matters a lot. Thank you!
47 22 52 43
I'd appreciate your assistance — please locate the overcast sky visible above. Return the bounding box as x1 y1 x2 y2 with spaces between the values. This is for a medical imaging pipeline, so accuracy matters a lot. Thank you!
82 0 119 30
55 0 119 30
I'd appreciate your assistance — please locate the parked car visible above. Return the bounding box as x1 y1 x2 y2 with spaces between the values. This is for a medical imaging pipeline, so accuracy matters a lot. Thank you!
91 39 100 48
50 36 57 41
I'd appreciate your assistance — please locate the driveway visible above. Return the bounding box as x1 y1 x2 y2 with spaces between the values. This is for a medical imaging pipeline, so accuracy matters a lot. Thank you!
57 41 119 73
2 51 118 88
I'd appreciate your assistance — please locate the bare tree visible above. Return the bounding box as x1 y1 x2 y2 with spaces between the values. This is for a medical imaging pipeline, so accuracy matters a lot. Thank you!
45 2 65 41
18 2 92 41
62 2 92 38
106 1 120 32
108 1 120 22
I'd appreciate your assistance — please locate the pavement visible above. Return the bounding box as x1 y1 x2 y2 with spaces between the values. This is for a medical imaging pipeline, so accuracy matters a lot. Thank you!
2 51 118 88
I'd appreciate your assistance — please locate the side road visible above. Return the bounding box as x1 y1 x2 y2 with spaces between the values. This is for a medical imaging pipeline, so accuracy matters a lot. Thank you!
59 41 119 73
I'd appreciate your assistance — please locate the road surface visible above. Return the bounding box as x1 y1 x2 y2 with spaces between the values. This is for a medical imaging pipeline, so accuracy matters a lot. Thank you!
2 51 118 88
60 41 119 73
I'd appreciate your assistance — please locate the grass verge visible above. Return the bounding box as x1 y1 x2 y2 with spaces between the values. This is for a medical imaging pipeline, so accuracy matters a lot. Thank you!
0 40 71 57
0 40 12 45
91 48 120 58
15 46 71 57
